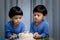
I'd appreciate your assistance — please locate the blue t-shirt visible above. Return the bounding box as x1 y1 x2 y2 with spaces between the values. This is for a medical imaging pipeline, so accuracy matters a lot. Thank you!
30 20 49 38
5 21 25 38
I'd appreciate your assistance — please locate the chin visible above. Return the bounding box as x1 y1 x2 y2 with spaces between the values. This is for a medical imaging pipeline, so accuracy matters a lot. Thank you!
35 21 41 23
16 23 19 24
35 21 38 23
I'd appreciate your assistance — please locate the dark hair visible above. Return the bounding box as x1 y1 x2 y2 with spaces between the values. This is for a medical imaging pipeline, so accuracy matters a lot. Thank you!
9 6 23 18
33 5 47 16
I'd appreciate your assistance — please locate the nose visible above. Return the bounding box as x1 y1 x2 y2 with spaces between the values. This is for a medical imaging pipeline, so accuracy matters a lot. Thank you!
17 19 20 21
35 15 38 18
17 19 20 22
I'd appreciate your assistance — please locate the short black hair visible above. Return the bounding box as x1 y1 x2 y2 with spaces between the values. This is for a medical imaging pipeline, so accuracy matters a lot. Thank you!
33 5 47 16
9 6 23 18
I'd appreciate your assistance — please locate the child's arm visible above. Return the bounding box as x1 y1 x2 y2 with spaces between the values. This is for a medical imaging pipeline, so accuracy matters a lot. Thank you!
33 32 42 39
30 26 34 34
5 24 18 39
41 23 49 38
33 23 49 39
30 23 34 34
5 24 11 38
21 23 25 32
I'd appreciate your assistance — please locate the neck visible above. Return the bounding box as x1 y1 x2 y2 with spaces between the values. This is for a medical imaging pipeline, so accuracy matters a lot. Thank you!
13 23 18 28
35 21 41 26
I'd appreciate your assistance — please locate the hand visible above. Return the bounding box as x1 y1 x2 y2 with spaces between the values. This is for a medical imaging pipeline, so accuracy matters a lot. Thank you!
10 33 17 39
33 32 42 39
33 32 38 37
13 33 17 38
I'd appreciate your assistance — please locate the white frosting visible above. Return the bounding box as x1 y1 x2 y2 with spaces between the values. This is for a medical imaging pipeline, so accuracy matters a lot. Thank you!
18 32 34 40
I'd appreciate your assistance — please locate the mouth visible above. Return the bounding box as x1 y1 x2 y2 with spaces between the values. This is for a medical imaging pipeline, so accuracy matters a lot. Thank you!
35 18 38 21
16 22 20 24
35 19 38 22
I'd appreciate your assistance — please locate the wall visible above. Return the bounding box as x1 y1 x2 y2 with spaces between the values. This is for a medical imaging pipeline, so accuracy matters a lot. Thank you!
18 0 31 31
0 0 5 37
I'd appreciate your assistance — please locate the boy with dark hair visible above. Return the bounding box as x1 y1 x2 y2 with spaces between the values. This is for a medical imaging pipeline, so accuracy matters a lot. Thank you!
5 6 25 39
30 5 49 40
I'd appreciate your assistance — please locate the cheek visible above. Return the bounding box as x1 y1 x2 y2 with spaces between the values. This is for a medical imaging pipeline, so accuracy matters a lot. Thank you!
14 20 18 23
39 16 44 21
34 16 37 19
18 19 21 22
13 20 21 24
34 17 35 19
39 17 43 19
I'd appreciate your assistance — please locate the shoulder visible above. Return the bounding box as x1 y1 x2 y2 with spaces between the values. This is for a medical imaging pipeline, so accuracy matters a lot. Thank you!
19 21 25 25
19 21 25 26
30 21 35 28
42 19 49 26
31 21 35 25
5 20 13 27
5 21 13 29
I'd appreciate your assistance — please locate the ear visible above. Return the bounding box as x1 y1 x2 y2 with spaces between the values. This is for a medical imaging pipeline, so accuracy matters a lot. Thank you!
10 17 13 21
43 15 47 18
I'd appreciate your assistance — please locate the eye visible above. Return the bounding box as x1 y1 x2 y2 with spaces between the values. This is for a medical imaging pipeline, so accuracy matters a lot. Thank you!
38 15 40 17
19 17 22 19
15 18 18 19
34 14 36 16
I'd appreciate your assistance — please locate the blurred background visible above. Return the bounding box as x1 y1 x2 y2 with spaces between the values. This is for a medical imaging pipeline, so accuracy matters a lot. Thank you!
0 0 60 40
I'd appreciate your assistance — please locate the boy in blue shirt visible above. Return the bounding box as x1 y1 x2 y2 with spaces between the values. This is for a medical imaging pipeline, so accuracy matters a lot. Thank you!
30 5 49 40
5 6 25 39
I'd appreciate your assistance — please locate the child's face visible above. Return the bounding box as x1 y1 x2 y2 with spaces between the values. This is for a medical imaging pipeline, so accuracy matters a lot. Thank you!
11 15 22 24
34 12 45 23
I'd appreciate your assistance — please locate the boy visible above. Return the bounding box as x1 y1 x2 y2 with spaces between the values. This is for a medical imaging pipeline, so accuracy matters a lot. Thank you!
30 5 49 40
5 6 25 39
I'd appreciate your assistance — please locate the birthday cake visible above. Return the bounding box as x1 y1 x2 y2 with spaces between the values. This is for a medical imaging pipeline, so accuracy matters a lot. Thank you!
18 32 34 40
